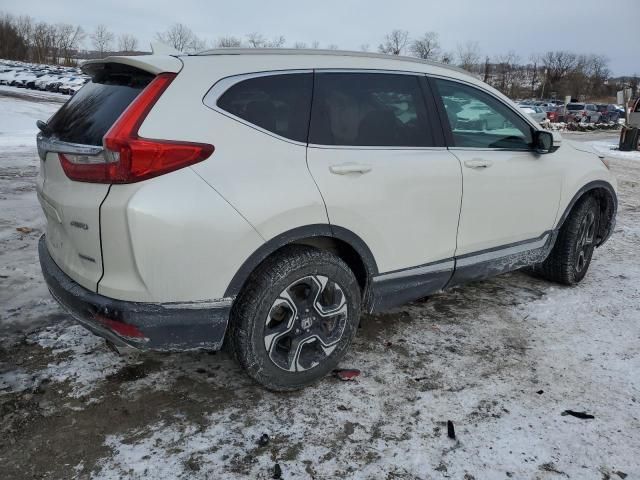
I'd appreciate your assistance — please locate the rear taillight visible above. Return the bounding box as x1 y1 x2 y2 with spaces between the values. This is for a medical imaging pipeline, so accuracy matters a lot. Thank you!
60 73 214 183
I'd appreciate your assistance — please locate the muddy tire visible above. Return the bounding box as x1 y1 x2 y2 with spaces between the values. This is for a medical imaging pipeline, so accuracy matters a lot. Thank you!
533 195 600 285
228 245 361 391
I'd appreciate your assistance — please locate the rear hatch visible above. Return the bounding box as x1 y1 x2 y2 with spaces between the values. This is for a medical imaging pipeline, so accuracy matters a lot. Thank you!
36 64 155 291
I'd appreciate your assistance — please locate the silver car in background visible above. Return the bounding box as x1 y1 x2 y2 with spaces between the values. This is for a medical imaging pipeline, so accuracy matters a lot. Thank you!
518 105 547 123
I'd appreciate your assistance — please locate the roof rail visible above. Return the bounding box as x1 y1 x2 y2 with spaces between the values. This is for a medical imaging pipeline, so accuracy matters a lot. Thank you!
192 48 469 76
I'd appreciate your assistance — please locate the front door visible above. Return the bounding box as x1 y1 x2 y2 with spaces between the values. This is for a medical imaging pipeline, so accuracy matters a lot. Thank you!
431 78 563 257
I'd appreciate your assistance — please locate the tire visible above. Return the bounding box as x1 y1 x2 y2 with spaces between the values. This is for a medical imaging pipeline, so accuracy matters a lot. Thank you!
533 195 600 285
228 245 361 391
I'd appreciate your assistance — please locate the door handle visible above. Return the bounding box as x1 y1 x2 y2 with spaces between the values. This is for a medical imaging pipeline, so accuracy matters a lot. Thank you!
329 163 372 175
464 159 493 169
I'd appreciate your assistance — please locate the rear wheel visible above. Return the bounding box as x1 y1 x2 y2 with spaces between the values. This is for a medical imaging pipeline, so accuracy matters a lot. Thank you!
532 196 600 285
229 246 361 391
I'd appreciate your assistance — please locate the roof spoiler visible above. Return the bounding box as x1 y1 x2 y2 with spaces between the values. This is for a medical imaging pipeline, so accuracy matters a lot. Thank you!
82 52 183 76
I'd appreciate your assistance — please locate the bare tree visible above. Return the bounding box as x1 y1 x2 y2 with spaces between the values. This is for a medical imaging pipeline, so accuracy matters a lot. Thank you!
493 51 520 96
91 24 114 58
456 40 481 72
55 24 84 64
118 33 138 53
266 35 286 48
293 41 307 49
409 31 440 60
155 23 204 53
217 36 242 48
440 51 454 64
360 43 370 52
310 40 320 49
245 32 286 49
327 43 339 50
246 32 265 48
378 29 409 55
32 21 55 63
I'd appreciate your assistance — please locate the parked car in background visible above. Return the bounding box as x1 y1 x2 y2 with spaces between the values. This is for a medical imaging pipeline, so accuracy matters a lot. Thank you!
545 106 564 122
565 103 600 123
36 49 617 390
596 104 620 123
518 105 547 123
0 59 89 95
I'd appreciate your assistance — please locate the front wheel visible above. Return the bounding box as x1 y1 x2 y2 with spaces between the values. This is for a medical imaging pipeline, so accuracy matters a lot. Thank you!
229 246 361 391
532 196 600 285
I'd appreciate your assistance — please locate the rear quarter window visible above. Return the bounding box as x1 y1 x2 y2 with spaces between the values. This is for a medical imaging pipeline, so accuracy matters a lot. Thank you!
215 73 313 143
46 64 153 146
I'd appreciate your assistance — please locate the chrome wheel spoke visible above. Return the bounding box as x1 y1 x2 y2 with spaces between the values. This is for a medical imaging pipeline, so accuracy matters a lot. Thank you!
264 275 348 372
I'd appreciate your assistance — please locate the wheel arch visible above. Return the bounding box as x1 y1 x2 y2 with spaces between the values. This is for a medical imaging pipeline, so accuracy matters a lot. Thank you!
556 180 617 246
224 224 378 300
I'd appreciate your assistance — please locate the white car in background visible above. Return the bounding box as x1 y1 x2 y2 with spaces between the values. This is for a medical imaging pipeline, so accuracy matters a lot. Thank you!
36 49 618 390
518 105 547 123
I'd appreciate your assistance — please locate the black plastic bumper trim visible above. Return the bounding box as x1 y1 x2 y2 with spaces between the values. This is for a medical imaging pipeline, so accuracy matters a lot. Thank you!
38 235 231 351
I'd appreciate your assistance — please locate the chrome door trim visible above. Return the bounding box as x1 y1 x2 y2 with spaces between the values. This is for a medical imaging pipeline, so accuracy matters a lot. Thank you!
455 232 551 267
373 259 455 283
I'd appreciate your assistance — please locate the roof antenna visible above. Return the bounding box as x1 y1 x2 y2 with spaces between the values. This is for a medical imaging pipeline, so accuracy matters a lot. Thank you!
150 41 183 55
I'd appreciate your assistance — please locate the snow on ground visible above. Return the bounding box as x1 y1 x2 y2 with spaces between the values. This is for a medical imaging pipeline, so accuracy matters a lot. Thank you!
590 140 640 161
0 87 638 480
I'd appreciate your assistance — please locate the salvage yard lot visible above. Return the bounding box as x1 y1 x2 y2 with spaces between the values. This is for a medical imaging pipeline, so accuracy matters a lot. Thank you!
0 87 638 479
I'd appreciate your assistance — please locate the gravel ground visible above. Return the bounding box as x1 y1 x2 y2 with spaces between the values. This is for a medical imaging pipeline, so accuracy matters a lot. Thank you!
0 87 638 480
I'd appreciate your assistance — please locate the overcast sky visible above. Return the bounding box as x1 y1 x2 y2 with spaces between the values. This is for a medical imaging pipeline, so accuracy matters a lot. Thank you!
2 0 638 75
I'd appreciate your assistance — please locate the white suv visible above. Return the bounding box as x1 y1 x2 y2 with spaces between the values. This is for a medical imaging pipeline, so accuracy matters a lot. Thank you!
36 49 617 390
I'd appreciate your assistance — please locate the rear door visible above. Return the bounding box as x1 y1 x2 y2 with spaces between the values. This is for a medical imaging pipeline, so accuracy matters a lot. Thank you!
36 64 155 291
306 71 462 275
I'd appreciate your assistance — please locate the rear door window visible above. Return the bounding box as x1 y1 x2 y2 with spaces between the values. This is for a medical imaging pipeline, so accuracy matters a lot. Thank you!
433 78 533 150
309 72 434 147
216 73 313 143
46 64 153 146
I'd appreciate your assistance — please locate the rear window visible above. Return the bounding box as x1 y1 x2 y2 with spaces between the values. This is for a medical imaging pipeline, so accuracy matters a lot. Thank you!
216 73 312 143
46 64 153 146
566 104 585 111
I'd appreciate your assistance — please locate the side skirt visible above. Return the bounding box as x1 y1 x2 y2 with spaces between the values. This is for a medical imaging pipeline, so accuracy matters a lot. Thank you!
368 231 556 313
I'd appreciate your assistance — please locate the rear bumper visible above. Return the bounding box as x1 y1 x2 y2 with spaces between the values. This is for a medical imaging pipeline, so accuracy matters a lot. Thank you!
38 235 232 351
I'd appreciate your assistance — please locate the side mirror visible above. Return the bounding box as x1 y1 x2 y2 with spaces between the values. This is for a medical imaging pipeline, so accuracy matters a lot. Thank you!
534 130 554 154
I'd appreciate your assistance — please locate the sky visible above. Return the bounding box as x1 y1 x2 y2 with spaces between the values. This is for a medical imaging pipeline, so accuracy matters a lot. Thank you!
1 0 638 76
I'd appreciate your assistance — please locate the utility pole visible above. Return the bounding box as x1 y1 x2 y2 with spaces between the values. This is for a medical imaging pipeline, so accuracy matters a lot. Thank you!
540 68 548 100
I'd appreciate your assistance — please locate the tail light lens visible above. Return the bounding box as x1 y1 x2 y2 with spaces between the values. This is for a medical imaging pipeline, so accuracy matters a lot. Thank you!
60 73 214 183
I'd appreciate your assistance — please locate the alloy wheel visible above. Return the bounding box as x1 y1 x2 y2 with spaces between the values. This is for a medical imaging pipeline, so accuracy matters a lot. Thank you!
575 210 596 273
264 275 348 372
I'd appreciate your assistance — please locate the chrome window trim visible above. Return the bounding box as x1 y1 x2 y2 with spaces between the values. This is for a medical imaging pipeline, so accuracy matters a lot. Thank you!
307 145 448 151
203 68 439 149
37 133 104 161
